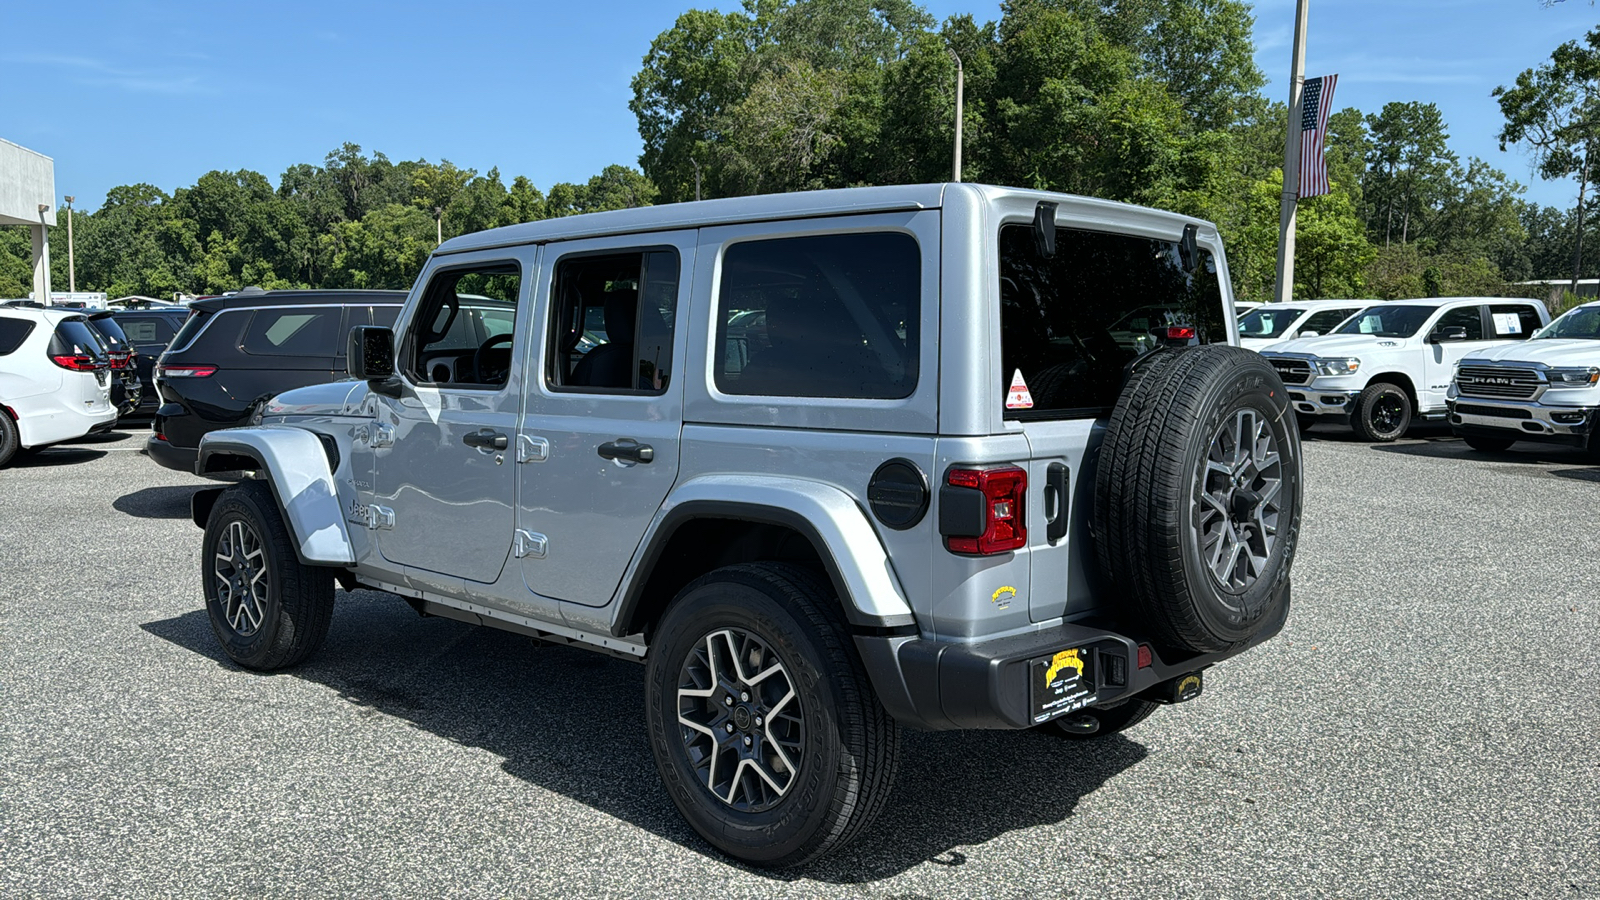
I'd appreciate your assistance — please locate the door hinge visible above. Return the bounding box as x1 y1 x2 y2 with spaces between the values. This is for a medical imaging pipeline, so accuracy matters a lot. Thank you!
370 423 396 448
518 435 549 464
514 529 548 559
364 504 395 530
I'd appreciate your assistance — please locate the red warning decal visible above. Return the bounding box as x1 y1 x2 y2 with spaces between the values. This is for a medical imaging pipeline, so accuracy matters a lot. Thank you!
1006 369 1034 410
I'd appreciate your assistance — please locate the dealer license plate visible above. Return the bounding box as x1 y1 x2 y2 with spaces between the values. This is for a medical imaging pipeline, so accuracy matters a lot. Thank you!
1029 648 1097 724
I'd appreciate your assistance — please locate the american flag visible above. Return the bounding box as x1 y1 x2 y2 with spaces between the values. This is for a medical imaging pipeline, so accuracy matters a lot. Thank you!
1298 74 1338 198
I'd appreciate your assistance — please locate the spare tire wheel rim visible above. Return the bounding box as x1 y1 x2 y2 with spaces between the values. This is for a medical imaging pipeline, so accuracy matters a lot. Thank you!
214 518 269 637
675 628 805 813
1198 408 1283 592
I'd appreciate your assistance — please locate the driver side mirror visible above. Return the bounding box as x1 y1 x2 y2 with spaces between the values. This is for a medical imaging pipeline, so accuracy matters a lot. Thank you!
348 326 401 398
1428 325 1469 344
1299 330 1319 338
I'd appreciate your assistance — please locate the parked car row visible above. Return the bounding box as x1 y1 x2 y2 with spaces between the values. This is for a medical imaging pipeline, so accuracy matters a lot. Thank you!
0 304 118 466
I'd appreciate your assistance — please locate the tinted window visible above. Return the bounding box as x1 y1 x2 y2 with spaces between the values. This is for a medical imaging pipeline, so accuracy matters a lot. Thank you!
1299 308 1359 336
242 308 342 357
119 318 175 344
1238 307 1304 339
406 264 522 388
999 225 1226 418
0 317 35 355
1435 305 1484 340
49 319 108 360
87 315 131 351
335 305 403 356
548 250 678 393
715 232 919 399
1488 304 1542 340
1337 305 1437 338
168 310 212 352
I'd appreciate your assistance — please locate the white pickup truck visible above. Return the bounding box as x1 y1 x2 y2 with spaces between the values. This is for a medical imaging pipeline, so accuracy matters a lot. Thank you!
1237 299 1367 352
1448 299 1600 457
1261 297 1550 441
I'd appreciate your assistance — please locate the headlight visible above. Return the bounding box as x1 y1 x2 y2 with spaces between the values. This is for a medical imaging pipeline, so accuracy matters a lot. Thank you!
1313 357 1361 376
1546 366 1600 388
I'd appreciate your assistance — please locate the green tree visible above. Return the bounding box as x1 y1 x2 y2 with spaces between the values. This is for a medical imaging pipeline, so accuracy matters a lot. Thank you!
1363 101 1457 246
1496 27 1600 290
321 203 436 290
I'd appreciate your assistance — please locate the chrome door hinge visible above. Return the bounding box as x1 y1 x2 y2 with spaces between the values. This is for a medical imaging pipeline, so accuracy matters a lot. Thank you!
518 435 549 464
514 529 548 559
370 423 396 448
364 504 395 530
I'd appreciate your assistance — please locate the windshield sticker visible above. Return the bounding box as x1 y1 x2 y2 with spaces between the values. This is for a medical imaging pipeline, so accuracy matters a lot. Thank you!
1492 313 1522 335
1006 369 1034 409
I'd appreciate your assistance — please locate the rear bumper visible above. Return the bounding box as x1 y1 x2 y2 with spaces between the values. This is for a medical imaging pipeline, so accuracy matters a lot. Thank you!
857 581 1291 730
1449 398 1596 447
146 433 199 473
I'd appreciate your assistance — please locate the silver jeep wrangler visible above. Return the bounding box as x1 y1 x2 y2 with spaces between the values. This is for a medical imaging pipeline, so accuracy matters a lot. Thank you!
191 183 1301 868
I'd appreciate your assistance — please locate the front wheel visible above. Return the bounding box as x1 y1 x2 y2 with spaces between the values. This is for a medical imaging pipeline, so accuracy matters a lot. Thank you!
1352 383 1412 442
201 480 335 670
0 411 18 468
645 563 900 868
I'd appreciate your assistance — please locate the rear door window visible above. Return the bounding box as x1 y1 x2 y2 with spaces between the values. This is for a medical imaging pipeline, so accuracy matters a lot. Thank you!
1488 304 1542 340
714 232 919 399
999 224 1226 419
547 249 679 393
0 317 35 355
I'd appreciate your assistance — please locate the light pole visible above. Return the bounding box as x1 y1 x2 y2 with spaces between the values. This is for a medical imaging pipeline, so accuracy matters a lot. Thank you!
434 206 444 246
947 47 964 182
64 196 76 293
1272 0 1310 304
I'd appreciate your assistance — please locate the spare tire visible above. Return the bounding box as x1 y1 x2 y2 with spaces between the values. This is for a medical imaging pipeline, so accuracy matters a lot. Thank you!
1094 346 1302 654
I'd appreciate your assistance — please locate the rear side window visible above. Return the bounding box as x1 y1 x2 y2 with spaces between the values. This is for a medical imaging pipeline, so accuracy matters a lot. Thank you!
548 250 679 393
1435 305 1484 341
49 319 108 360
242 307 342 357
0 317 35 355
999 224 1226 419
168 310 213 352
87 316 130 352
715 232 920 399
118 316 179 345
1488 304 1542 340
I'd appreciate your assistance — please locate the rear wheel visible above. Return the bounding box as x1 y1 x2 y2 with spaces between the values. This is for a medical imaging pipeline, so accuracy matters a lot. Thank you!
0 411 17 468
1462 435 1515 453
201 480 335 670
1352 382 1411 442
645 563 900 868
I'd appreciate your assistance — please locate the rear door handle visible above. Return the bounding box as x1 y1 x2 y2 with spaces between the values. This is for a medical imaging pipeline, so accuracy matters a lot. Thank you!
597 439 654 464
1045 462 1069 543
463 429 508 451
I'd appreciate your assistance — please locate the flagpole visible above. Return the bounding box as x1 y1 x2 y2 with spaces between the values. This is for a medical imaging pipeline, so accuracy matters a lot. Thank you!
1273 0 1310 305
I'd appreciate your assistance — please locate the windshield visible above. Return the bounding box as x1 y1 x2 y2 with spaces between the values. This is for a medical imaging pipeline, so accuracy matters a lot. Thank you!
1335 305 1438 338
1534 305 1600 340
1238 307 1305 339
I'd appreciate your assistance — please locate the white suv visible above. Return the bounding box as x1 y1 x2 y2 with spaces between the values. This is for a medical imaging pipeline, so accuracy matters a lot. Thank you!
1260 297 1550 441
0 306 118 467
1237 299 1366 352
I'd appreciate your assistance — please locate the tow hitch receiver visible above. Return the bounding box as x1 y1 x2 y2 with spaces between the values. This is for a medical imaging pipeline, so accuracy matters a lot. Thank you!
1144 670 1204 705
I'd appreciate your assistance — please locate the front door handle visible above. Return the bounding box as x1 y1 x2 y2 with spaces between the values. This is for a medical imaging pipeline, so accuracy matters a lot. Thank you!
597 439 654 464
463 429 508 451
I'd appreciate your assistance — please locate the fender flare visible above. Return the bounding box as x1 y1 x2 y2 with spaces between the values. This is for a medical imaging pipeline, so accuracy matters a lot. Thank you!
196 426 355 565
612 474 918 635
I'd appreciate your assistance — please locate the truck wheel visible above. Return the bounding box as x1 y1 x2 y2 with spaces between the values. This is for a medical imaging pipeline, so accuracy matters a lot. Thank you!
201 480 335 670
0 411 18 468
645 562 900 868
1462 435 1515 453
1351 382 1411 442
1045 698 1161 740
1095 346 1302 655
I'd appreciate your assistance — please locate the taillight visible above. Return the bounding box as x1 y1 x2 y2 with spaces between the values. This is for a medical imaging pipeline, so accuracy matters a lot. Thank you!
51 354 104 372
1165 326 1196 340
109 350 132 369
158 364 217 378
943 465 1027 555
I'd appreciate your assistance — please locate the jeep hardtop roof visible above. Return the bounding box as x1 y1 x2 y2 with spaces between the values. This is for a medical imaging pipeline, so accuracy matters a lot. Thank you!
190 289 409 314
436 183 1219 256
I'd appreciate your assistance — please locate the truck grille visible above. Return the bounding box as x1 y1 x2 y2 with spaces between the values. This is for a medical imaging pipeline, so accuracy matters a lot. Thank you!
1453 402 1532 420
1268 358 1314 385
1456 365 1541 399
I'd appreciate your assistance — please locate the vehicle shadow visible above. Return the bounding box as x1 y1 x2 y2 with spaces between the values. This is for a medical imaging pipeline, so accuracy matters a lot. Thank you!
1549 466 1600 483
6 447 108 467
61 430 134 445
114 485 204 519
1299 421 1456 444
141 594 1146 882
1369 439 1595 467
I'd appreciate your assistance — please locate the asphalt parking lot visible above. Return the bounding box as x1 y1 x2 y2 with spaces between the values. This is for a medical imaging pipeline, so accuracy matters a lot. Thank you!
2 424 1597 898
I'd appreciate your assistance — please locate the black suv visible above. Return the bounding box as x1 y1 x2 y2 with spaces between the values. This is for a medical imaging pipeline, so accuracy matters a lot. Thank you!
148 289 406 472
85 312 142 417
112 307 190 415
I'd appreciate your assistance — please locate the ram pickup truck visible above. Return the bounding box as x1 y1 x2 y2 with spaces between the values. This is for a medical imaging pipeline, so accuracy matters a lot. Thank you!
1448 299 1600 457
1261 297 1550 441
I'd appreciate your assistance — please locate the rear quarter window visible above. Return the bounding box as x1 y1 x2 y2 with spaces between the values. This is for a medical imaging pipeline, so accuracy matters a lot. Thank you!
0 316 36 356
242 307 342 357
714 231 920 400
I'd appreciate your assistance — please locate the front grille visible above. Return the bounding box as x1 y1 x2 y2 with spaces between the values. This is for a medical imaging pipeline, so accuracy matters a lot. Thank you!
1456 365 1540 399
1454 402 1532 420
1269 357 1314 385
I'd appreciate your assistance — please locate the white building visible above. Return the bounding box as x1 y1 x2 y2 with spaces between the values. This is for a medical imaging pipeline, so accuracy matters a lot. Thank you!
2 138 58 304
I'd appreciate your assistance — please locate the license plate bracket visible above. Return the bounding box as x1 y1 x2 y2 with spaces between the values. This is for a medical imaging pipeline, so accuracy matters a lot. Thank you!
1029 647 1098 724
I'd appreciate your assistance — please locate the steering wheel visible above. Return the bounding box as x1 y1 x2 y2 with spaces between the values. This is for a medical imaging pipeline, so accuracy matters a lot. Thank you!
472 333 515 384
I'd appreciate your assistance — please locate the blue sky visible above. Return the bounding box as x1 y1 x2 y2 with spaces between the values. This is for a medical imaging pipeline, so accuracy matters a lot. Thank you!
3 1 1595 214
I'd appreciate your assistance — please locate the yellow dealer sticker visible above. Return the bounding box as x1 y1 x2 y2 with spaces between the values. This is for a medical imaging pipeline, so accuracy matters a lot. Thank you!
990 586 1017 608
1045 649 1084 684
